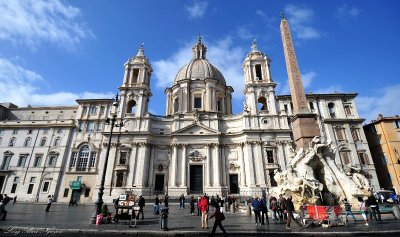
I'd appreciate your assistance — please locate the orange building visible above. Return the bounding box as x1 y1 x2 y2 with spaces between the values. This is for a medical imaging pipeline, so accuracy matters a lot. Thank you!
364 114 400 193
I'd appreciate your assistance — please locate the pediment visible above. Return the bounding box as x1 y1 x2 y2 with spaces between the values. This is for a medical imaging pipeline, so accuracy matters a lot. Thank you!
173 122 220 136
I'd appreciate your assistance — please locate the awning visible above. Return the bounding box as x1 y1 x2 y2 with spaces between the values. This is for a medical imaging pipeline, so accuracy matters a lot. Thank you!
69 181 82 190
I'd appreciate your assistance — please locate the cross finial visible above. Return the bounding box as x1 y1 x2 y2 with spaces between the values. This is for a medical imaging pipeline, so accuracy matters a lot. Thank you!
280 11 285 20
251 38 258 52
136 43 145 57
197 33 202 43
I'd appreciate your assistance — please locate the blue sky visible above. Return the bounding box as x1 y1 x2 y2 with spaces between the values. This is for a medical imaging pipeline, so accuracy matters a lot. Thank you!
0 0 399 123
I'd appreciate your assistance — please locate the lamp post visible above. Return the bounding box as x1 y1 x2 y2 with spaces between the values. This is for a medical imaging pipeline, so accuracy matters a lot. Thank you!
90 93 120 224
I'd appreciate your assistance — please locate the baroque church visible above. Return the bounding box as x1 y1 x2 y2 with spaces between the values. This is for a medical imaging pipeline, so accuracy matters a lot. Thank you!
0 18 379 203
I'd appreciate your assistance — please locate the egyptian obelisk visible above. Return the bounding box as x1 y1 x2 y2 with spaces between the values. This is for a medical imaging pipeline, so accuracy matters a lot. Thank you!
280 14 320 149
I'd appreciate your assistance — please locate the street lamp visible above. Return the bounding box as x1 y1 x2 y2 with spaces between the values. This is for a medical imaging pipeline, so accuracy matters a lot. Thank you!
90 93 122 224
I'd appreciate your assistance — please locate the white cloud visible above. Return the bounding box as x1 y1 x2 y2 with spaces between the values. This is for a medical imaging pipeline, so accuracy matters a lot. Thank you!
284 4 320 40
153 37 246 101
278 71 316 95
334 4 361 20
185 0 208 19
236 27 253 40
357 84 400 123
0 0 92 49
0 58 113 106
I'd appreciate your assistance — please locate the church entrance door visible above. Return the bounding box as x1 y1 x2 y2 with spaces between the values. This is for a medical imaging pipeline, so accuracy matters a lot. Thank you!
190 165 203 194
154 174 165 193
229 174 239 194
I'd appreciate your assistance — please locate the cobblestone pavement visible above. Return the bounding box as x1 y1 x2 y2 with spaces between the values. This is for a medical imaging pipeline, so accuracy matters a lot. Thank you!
0 203 399 236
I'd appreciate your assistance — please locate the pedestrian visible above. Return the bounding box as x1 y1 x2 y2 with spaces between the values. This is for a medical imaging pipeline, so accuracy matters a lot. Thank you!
260 195 269 225
366 192 382 221
199 194 209 229
358 197 369 226
12 196 17 205
179 194 186 209
154 195 160 215
45 195 53 212
164 193 169 208
101 204 112 224
278 194 287 221
343 198 356 222
285 196 302 229
208 205 228 237
137 195 145 219
251 196 262 225
113 196 120 223
269 196 279 222
197 196 201 216
190 195 195 216
0 194 10 220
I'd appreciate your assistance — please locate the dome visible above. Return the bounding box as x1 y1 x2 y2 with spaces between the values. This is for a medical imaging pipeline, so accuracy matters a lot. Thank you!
173 36 226 85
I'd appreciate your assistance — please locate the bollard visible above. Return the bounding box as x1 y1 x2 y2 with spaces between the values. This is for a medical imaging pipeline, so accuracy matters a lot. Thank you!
393 205 400 220
160 208 169 230
230 202 236 213
246 204 252 216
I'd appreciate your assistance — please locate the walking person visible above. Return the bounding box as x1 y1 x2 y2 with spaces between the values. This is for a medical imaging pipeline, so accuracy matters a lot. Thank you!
179 194 186 209
137 195 145 219
251 196 262 225
285 196 302 229
197 196 201 216
343 198 356 222
113 196 120 223
0 194 11 220
208 205 228 237
190 195 195 216
164 194 169 208
358 197 369 226
45 195 53 212
278 194 287 221
199 194 209 229
269 196 279 222
260 195 269 225
154 195 160 215
366 192 382 221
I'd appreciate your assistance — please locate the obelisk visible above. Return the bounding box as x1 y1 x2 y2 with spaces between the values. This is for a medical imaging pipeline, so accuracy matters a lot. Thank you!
280 14 320 149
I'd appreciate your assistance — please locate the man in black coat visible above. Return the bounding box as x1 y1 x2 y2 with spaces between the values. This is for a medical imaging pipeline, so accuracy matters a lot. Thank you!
138 195 145 219
285 196 302 229
366 192 382 221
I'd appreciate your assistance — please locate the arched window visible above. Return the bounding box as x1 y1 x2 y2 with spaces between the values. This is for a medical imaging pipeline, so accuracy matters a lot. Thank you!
257 97 268 111
193 93 202 109
116 172 124 187
328 102 336 118
40 137 47 147
126 100 136 114
77 145 90 171
173 98 179 113
24 137 32 147
8 137 16 147
53 137 61 146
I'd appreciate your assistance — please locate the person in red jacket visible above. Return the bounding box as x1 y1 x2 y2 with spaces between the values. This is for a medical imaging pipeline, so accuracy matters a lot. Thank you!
199 194 209 229
209 206 227 237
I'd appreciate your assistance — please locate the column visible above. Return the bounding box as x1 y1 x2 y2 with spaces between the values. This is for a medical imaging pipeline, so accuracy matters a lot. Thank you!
221 145 227 186
142 144 151 186
127 144 138 186
206 144 211 186
181 144 187 187
134 144 146 187
213 144 221 186
170 144 178 187
148 146 155 188
238 144 246 186
256 142 266 186
244 142 256 187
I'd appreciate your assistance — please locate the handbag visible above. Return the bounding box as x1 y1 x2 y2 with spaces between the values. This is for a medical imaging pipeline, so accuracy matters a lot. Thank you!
96 214 103 225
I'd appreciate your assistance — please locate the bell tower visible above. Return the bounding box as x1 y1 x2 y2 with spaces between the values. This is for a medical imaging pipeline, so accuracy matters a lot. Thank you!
242 39 277 115
118 44 152 118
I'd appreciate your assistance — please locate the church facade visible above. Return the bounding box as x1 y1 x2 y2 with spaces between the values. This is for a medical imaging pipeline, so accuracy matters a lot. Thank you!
0 19 379 203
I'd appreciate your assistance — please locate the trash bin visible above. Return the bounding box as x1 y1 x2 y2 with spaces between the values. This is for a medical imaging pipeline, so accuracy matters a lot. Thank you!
160 208 169 230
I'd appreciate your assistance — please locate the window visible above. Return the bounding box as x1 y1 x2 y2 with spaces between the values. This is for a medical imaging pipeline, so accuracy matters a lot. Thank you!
77 146 90 170
127 100 136 114
340 151 351 165
63 188 69 197
344 105 352 115
27 184 34 194
194 96 202 109
1 155 12 170
30 177 36 183
395 120 400 129
97 122 103 132
116 172 124 187
8 137 16 147
48 155 57 167
40 137 47 147
255 64 263 80
266 150 274 163
11 183 17 193
217 98 223 112
12 129 18 135
119 152 127 165
328 102 336 118
42 181 50 192
131 69 139 84
28 129 33 134
90 106 97 114
309 101 315 110
14 176 20 183
70 152 78 168
77 176 82 181
24 137 32 147
100 106 105 115
284 104 288 113
257 97 268 111
53 137 61 146
174 98 179 113
89 152 97 167
84 188 90 197
34 155 42 167
82 106 87 115
358 152 369 165
87 121 94 132
17 155 27 167
351 128 361 141
335 127 346 141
